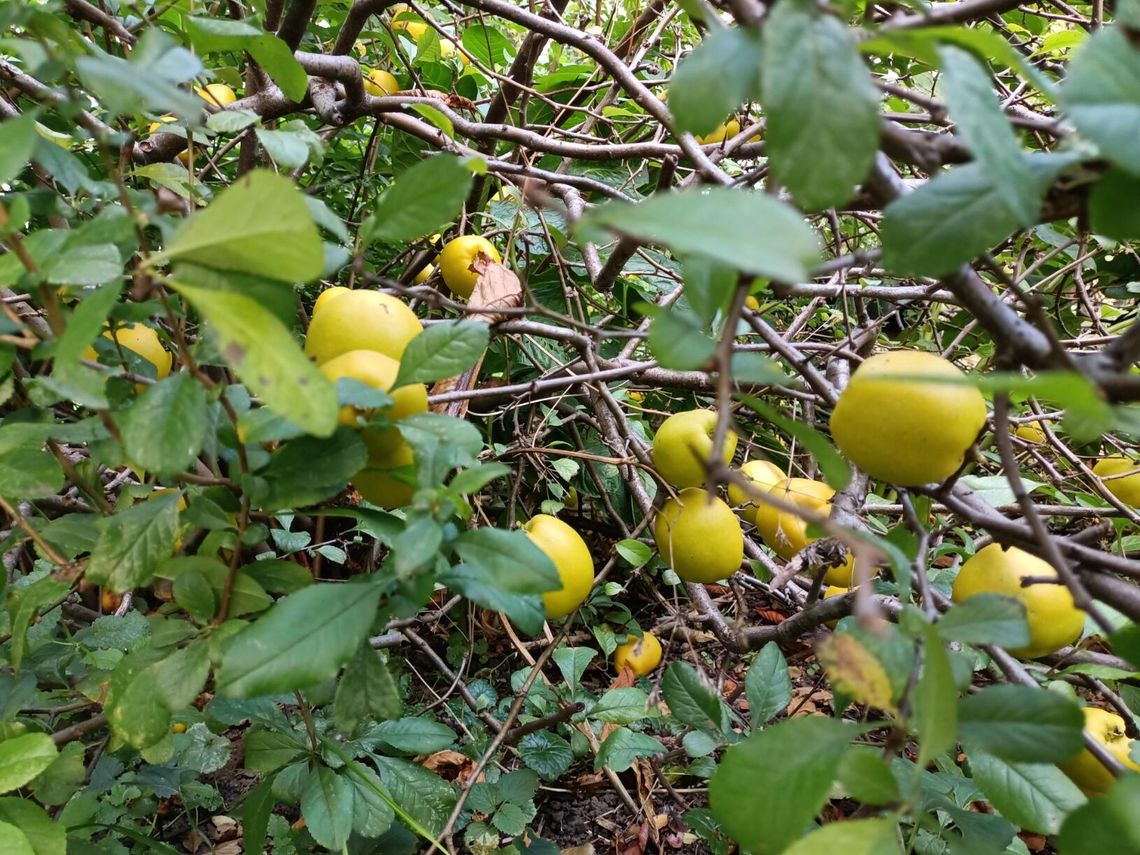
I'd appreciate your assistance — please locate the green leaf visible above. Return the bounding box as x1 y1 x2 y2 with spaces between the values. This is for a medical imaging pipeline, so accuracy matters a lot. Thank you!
452 528 561 595
393 321 489 388
579 188 819 283
1057 774 1140 854
301 764 354 852
836 748 901 806
881 152 1078 277
438 564 547 636
762 0 880 210
648 305 716 370
160 557 271 619
86 492 181 592
745 642 792 728
0 821 33 855
913 625 958 768
152 170 323 282
968 748 1086 835
0 733 57 794
371 718 456 754
1061 27 1140 176
43 244 122 286
348 764 396 839
781 817 899 855
75 30 203 123
615 539 652 568
188 17 308 101
551 646 595 689
595 727 665 773
737 393 850 490
0 797 66 855
517 731 574 781
334 646 402 735
174 722 232 774
168 269 337 438
661 662 729 733
669 27 763 136
592 688 655 725
256 429 369 510
372 755 456 838
959 685 1084 763
938 46 1037 226
682 256 738 325
244 729 305 773
53 282 123 367
363 155 477 244
0 444 64 501
936 594 1031 648
239 779 275 855
709 716 853 855
1089 168 1140 240
120 374 208 476
216 582 382 697
0 113 39 187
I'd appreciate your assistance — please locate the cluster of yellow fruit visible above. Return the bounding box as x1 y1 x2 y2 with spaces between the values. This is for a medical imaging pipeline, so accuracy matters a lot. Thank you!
304 287 426 507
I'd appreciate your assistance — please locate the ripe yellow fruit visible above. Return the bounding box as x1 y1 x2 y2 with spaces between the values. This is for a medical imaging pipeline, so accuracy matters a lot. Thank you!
754 478 853 586
304 290 422 365
744 295 761 312
318 349 428 430
651 410 739 490
614 631 663 676
393 20 429 40
83 323 172 382
727 459 785 525
523 515 595 619
195 83 237 107
1014 420 1047 445
171 722 188 734
696 119 741 145
951 543 1086 659
829 351 988 486
438 235 501 299
363 68 398 96
313 286 350 315
413 264 435 285
1059 707 1140 796
654 488 743 584
1093 456 1140 507
355 443 416 508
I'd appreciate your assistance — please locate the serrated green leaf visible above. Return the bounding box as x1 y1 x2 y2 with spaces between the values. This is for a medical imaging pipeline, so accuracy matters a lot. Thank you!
595 727 665 773
301 764 354 851
86 492 181 592
394 321 488 387
662 662 729 732
1062 27 1140 176
256 428 368 510
969 748 1086 834
959 685 1083 763
364 154 476 244
936 594 1031 648
120 374 208 476
187 18 307 102
745 643 792 728
0 734 57 794
592 688 655 724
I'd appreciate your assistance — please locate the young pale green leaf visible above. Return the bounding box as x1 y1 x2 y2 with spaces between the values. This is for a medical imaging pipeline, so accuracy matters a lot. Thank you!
662 662 730 733
939 46 1037 226
592 688 655 725
968 748 1086 835
881 152 1078 277
168 270 337 438
0 734 57 794
0 798 66 855
709 716 854 855
737 394 850 490
301 765 355 852
216 582 382 697
1057 774 1140 854
959 685 1084 763
0 113 38 188
152 170 323 282
393 321 489 387
595 728 665 773
745 642 793 729
913 625 958 769
120 374 209 477
1061 27 1140 176
936 594 1031 648
364 154 477 244
669 27 762 136
578 188 819 283
762 0 880 211
187 17 307 101
781 817 900 855
86 492 181 592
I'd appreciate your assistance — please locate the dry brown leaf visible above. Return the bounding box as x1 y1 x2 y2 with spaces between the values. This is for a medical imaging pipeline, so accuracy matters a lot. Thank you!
420 749 481 783
469 261 523 323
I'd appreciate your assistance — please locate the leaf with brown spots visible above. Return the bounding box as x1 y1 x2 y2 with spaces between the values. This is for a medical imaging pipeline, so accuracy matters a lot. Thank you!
817 634 897 715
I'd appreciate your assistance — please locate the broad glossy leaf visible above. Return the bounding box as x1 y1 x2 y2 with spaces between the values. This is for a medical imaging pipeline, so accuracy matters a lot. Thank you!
168 270 337 438
121 374 208 477
662 662 730 732
762 0 880 210
959 685 1083 762
216 582 382 697
745 642 793 728
86 492 181 592
364 154 477 244
579 188 819 283
188 17 307 101
936 594 1031 648
781 817 899 855
709 716 853 854
595 727 665 773
968 748 1086 834
394 321 489 387
1062 27 1140 175
670 27 763 136
153 170 323 282
0 734 57 794
301 764 354 851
